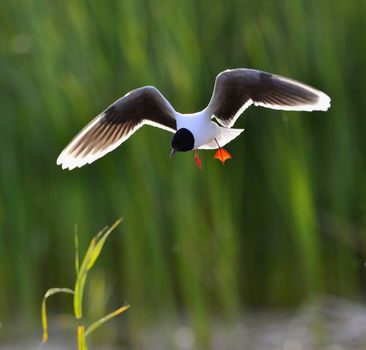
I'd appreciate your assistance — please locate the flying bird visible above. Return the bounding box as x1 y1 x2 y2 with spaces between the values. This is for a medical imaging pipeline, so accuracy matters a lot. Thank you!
57 68 331 170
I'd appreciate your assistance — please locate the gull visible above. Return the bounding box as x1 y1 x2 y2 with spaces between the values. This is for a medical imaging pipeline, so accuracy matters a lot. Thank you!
57 68 331 170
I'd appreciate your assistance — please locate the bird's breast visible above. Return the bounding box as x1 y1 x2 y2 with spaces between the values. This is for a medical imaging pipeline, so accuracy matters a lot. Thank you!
176 114 219 149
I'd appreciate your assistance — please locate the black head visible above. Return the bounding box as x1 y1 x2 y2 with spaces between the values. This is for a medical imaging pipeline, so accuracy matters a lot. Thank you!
170 128 194 156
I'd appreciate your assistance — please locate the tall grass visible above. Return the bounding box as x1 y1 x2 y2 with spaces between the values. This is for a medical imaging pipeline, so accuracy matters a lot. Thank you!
0 0 365 346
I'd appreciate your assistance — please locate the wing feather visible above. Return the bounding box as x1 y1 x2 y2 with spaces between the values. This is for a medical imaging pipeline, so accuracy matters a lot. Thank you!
57 86 177 170
207 69 331 127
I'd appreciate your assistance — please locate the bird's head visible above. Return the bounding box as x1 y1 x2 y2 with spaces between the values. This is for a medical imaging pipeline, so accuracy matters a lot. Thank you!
170 128 194 157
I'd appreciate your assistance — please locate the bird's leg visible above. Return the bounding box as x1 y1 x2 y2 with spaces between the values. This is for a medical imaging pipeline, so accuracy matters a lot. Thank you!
194 150 202 170
213 139 232 164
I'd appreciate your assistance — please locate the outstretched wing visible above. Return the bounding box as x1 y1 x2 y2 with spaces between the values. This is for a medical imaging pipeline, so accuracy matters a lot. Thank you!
57 86 177 170
207 69 331 128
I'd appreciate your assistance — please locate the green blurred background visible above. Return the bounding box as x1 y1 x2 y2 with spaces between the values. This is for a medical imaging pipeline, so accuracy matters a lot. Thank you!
1 0 366 348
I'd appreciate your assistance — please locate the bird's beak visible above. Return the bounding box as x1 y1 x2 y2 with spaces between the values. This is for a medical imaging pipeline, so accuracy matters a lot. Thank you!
170 148 177 158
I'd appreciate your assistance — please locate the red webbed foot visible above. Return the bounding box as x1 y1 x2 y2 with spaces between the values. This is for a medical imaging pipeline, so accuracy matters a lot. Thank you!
214 147 232 164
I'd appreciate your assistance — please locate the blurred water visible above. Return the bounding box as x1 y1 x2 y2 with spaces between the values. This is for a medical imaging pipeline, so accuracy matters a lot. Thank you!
2 297 366 350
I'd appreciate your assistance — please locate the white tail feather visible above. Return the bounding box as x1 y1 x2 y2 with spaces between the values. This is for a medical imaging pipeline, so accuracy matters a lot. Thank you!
199 127 244 149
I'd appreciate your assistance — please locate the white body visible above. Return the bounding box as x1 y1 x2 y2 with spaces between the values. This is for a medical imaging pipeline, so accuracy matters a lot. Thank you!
175 111 218 149
175 110 244 150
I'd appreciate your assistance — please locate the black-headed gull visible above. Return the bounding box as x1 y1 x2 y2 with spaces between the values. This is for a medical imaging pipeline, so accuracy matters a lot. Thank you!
57 68 331 170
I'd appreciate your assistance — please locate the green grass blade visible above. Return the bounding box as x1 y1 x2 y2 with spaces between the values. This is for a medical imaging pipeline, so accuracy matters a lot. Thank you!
75 224 80 276
86 218 123 271
74 234 99 319
41 288 74 343
74 219 122 319
84 305 130 338
74 274 88 319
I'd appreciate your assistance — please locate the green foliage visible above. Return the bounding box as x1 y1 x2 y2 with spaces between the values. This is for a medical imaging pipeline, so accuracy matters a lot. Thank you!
0 0 365 346
74 219 122 319
41 288 74 343
41 219 129 349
